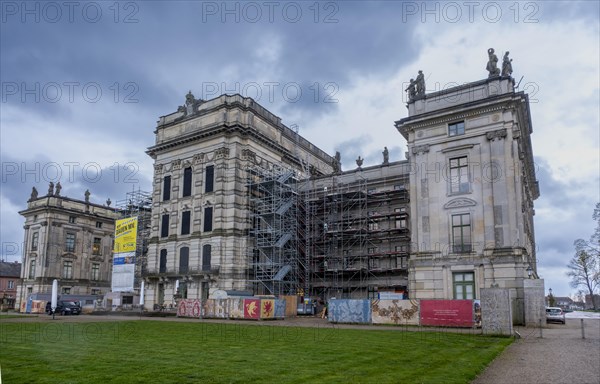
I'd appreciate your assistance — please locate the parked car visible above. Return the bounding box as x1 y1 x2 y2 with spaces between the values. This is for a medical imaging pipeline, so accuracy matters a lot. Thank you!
46 301 81 316
546 307 565 324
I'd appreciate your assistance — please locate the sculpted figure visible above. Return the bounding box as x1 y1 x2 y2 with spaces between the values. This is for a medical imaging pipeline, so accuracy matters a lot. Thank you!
501 51 513 77
47 182 54 196
55 182 62 196
486 48 500 77
84 189 90 203
29 187 38 201
405 78 416 101
415 70 425 96
382 147 389 164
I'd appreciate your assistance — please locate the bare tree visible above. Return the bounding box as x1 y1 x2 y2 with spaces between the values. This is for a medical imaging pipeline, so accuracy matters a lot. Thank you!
566 249 599 310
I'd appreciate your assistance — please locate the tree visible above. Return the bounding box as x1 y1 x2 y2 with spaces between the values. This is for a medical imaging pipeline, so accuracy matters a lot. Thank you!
566 250 599 310
574 202 600 261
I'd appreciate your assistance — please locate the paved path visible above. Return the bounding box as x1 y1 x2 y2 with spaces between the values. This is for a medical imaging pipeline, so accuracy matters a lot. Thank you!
472 318 600 384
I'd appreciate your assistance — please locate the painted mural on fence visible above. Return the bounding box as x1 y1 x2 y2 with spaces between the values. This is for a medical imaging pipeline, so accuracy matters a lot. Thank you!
228 298 245 319
274 299 286 318
177 299 201 318
260 299 274 319
244 298 260 320
203 299 228 318
420 300 473 327
328 299 371 324
371 299 420 325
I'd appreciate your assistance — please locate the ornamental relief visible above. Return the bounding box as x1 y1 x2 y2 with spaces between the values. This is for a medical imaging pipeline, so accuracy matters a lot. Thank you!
443 197 477 209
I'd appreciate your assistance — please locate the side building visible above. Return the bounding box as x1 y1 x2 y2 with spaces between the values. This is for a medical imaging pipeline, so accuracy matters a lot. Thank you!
0 261 21 310
396 76 539 322
16 186 118 311
144 93 334 308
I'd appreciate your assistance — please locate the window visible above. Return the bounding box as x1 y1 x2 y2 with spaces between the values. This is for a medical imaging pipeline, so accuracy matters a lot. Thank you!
181 211 191 235
205 165 214 193
69 216 76 223
203 207 213 232
65 232 76 252
449 156 469 194
161 214 169 238
183 167 192 197
95 221 103 228
159 249 167 273
452 213 471 253
29 259 36 279
122 296 133 305
27 287 33 294
394 209 407 229
202 244 212 271
448 121 465 136
453 272 475 299
163 175 171 201
368 221 379 230
31 231 39 251
92 237 102 255
8 280 14 289
91 289 101 295
63 261 73 279
179 247 189 273
62 287 71 294
91 263 100 281
367 247 377 254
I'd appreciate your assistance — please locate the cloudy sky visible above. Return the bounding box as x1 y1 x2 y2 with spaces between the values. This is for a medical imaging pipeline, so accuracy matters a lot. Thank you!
1 1 598 297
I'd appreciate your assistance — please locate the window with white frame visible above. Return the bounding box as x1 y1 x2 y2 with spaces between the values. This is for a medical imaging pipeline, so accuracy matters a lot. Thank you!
449 156 469 194
448 121 465 136
453 272 475 299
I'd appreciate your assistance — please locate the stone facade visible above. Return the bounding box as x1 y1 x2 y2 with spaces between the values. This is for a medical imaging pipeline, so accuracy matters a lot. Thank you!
396 77 539 324
144 94 334 308
16 190 118 310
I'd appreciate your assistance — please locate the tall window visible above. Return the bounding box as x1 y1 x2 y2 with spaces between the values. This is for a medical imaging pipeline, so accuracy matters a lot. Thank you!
29 259 36 279
448 121 465 136
163 175 171 201
31 231 39 251
159 249 167 273
91 263 100 281
92 237 102 255
394 208 407 229
65 232 76 252
95 222 103 228
182 167 192 197
181 211 191 235
161 214 169 238
179 247 189 273
452 213 471 253
449 156 469 194
205 165 214 193
8 281 14 289
202 244 212 271
203 207 213 232
63 260 73 279
453 272 475 299
69 216 76 223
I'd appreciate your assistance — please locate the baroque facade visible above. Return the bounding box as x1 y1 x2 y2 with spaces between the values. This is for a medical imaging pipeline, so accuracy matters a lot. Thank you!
143 74 539 316
144 94 334 307
16 188 118 310
396 76 539 322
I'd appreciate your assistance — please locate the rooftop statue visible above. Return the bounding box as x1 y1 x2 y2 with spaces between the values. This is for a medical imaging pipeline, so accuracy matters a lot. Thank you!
356 156 363 168
332 151 342 174
405 78 416 102
55 182 62 196
501 51 513 77
486 48 500 77
47 182 54 196
29 187 38 202
382 147 389 165
415 70 425 96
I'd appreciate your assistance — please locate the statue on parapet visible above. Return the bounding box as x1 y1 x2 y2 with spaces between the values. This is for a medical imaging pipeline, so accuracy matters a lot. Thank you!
29 187 38 202
178 90 198 116
486 48 500 77
84 189 90 203
415 70 425 96
356 156 363 169
332 151 342 174
405 78 416 101
55 182 62 196
47 182 54 196
382 147 389 165
501 51 513 77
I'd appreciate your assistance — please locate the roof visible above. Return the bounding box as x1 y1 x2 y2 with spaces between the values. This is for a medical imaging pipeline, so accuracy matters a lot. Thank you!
0 262 21 277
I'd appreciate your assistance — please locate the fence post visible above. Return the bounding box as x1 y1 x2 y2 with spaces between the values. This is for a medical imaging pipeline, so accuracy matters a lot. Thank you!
580 318 585 339
538 318 543 338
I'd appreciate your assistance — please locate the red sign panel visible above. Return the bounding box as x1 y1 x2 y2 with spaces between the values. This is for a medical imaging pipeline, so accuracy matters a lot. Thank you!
420 300 473 327
244 298 260 319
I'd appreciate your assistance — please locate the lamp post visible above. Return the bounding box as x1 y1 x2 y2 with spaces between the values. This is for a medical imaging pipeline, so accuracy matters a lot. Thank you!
526 265 533 279
548 288 555 307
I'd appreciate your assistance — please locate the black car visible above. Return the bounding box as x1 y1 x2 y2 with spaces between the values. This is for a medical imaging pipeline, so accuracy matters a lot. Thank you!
46 301 81 316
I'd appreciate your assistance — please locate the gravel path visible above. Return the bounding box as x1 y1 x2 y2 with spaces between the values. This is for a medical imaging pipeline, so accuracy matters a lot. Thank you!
472 318 600 384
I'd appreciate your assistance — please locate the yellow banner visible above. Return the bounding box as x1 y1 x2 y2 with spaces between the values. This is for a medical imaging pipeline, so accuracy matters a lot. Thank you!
113 217 137 252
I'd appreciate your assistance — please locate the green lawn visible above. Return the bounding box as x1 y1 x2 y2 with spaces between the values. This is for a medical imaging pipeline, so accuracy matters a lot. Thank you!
0 320 511 383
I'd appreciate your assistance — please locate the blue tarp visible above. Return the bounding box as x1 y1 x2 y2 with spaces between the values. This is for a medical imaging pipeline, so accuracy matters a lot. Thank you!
328 299 371 324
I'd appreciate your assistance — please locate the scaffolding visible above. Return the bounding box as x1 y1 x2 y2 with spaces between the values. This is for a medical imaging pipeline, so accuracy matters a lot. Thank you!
303 174 410 300
114 188 152 287
247 166 305 296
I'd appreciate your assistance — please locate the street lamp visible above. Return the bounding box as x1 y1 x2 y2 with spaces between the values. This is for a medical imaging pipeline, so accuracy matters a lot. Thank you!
549 288 553 296
526 265 533 279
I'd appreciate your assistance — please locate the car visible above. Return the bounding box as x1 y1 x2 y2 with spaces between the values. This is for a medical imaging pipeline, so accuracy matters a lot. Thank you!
546 307 565 324
46 301 81 316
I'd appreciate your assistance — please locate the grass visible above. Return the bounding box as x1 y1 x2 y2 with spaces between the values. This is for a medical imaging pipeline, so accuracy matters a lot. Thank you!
0 320 512 383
